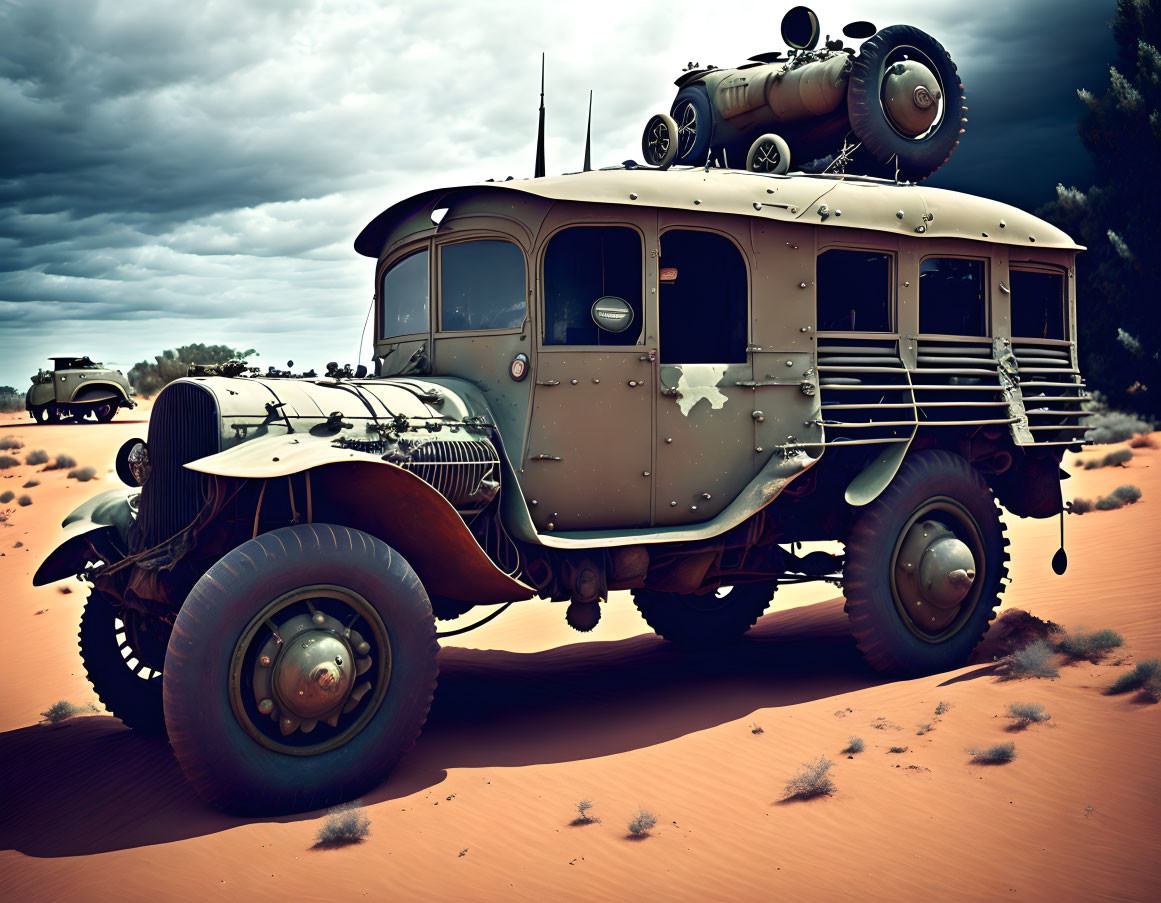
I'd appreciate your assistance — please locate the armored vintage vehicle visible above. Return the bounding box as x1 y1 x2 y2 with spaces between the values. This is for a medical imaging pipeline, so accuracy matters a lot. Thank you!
641 7 965 181
36 165 1088 814
25 356 135 424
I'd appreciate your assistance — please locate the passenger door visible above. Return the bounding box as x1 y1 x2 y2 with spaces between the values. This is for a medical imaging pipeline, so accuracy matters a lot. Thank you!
521 224 654 532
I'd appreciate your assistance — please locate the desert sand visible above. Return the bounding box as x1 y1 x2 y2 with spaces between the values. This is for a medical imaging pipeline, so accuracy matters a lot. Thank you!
1 405 1158 903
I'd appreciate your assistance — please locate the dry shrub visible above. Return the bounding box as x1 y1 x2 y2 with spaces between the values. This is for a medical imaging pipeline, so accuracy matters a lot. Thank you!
0 436 22 451
1056 628 1124 662
784 757 836 800
1069 497 1095 514
41 700 97 723
627 810 658 837
934 700 952 716
68 466 97 482
1129 435 1156 448
314 801 370 847
1005 702 1051 729
970 743 1017 765
1106 659 1161 695
24 449 48 466
572 799 599 825
17 495 32 507
44 453 76 470
0 455 18 470
974 609 1062 663
1083 448 1133 469
1085 411 1152 445
842 736 865 754
0 491 12 504
1000 639 1059 679
22 479 38 488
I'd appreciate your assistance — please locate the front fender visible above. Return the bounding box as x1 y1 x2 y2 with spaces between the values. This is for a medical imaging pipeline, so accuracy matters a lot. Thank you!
34 488 139 586
186 433 534 604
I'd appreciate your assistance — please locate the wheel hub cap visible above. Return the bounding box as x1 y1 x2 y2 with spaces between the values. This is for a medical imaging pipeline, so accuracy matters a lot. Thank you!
881 59 942 137
273 631 354 719
895 519 977 632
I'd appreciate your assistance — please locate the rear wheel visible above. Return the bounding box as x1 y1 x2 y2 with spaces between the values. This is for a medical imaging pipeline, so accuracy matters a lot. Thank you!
93 402 117 422
164 524 439 814
632 582 777 647
31 403 59 424
843 450 1007 675
670 86 712 164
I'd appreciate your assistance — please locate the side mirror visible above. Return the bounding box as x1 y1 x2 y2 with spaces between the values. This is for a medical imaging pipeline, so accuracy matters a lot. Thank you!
590 296 635 333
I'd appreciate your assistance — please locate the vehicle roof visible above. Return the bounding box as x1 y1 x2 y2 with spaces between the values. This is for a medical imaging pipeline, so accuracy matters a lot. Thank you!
354 167 1081 258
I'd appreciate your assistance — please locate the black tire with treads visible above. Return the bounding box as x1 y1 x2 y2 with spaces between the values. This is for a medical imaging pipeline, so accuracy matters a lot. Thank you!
79 589 166 733
163 523 438 815
632 582 777 647
843 450 1008 675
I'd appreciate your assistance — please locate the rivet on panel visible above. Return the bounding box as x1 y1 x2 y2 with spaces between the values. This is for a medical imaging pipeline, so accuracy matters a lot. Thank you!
755 446 764 453
690 505 698 511
629 192 638 200
799 282 807 289
642 471 650 477
592 378 600 384
904 281 911 287
670 501 677 507
571 379 578 385
785 360 794 366
665 437 673 443
896 210 905 219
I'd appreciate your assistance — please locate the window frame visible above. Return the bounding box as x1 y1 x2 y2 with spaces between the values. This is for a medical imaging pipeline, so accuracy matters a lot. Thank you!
376 241 432 342
538 221 648 350
1008 262 1069 342
657 224 752 363
434 234 529 337
917 253 991 339
814 245 897 336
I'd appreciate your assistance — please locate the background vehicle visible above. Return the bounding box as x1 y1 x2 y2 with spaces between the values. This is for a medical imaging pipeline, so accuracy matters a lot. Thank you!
37 166 1086 814
25 356 135 424
641 6 965 181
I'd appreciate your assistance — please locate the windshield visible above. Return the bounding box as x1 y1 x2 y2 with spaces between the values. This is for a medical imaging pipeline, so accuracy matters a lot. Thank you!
380 250 429 339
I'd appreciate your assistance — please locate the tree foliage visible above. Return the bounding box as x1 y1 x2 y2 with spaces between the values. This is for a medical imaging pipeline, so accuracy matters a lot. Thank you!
1037 0 1161 417
128 344 256 396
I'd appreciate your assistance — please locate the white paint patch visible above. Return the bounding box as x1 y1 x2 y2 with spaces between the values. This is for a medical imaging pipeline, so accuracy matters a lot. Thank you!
676 364 729 416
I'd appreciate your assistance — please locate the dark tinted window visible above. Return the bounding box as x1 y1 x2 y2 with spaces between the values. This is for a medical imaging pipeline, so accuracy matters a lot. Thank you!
380 250 429 339
659 230 747 363
1010 268 1066 339
544 226 642 346
440 240 526 331
816 249 892 332
919 257 987 336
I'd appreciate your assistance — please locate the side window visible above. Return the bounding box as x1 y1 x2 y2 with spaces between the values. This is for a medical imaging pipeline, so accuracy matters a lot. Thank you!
1010 268 1066 340
380 250 429 339
543 226 642 346
816 249 893 332
440 239 526 331
919 257 987 336
659 229 747 364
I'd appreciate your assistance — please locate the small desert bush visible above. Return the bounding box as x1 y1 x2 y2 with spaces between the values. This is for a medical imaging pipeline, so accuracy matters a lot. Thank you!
22 479 38 488
1106 659 1161 695
916 723 933 735
572 799 598 824
44 453 76 471
1085 411 1151 445
888 745 909 754
0 455 18 470
1005 702 1051 729
1056 628 1124 662
842 736 865 754
17 495 32 507
314 801 370 847
1001 639 1059 679
1068 497 1094 514
934 700 952 716
1109 485 1142 505
24 449 48 466
0 436 22 450
627 810 658 837
1129 435 1155 449
784 757 836 800
970 742 1017 765
68 466 97 482
0 490 12 503
40 700 97 723
1083 448 1133 469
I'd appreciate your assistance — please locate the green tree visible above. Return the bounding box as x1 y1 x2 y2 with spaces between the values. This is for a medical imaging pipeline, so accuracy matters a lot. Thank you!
1038 0 1161 417
128 344 257 396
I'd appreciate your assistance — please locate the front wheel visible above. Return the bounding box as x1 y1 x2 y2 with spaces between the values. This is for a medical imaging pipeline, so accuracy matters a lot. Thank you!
31 403 59 424
632 582 777 647
164 524 439 814
843 450 1007 675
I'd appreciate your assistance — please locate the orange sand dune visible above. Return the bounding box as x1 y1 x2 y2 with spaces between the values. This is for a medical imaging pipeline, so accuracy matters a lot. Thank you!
0 406 1158 903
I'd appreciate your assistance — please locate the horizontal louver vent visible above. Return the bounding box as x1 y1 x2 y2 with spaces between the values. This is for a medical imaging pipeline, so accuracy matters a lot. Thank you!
816 339 914 446
1013 341 1090 445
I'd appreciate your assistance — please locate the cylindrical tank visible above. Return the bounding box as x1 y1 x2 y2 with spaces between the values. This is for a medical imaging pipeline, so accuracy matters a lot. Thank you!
766 53 851 121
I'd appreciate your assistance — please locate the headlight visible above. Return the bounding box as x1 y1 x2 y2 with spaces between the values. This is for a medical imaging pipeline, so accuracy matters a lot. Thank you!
116 438 151 487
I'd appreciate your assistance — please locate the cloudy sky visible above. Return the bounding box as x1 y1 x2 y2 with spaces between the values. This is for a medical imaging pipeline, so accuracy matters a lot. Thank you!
0 0 1116 390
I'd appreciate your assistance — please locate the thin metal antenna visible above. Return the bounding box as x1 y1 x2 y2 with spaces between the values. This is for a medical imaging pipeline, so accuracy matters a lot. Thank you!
534 53 546 178
583 90 592 172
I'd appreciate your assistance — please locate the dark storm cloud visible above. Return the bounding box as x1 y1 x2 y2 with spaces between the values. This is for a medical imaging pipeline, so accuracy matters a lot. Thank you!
0 0 1119 388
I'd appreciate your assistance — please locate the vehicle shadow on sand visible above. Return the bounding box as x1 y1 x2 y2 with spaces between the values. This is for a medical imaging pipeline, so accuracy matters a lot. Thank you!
0 597 1013 858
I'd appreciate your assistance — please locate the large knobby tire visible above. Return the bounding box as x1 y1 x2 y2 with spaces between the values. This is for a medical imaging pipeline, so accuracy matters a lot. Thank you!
843 450 1008 675
632 582 777 647
164 524 439 815
847 24 964 181
669 86 712 164
78 590 166 733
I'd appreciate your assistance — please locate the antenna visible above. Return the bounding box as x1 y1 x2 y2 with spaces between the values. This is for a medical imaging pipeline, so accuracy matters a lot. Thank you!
534 53 546 178
583 90 592 172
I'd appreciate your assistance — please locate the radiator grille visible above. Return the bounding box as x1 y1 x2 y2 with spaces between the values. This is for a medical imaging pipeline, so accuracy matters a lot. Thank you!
402 438 500 514
1013 341 1090 445
816 338 914 446
132 382 220 552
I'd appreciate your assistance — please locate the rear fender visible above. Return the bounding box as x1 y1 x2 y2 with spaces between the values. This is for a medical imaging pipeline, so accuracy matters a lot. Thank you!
69 381 129 405
186 434 534 604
